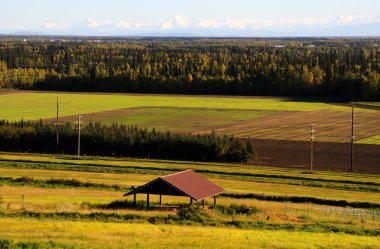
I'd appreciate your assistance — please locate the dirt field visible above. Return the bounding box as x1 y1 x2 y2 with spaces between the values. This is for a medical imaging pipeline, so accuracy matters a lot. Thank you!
217 110 380 143
252 139 380 174
44 107 380 144
3 91 380 173
0 90 24 95
43 106 380 173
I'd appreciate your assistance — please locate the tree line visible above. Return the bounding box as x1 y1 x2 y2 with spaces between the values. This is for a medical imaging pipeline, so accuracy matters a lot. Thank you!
0 120 254 162
0 38 379 100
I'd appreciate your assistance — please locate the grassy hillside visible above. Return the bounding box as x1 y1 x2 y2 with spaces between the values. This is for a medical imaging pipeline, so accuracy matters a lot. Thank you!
0 152 379 248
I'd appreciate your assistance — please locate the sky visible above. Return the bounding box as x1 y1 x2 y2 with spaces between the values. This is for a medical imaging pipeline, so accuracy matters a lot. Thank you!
1 0 380 36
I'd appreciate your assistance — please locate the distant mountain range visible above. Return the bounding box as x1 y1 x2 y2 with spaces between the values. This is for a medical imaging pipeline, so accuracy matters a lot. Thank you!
1 22 380 37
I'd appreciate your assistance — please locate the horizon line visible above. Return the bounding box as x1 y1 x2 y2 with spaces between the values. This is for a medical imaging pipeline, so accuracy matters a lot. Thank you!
1 34 380 39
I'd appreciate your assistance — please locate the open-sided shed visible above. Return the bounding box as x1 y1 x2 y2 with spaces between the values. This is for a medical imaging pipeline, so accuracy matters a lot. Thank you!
124 169 225 208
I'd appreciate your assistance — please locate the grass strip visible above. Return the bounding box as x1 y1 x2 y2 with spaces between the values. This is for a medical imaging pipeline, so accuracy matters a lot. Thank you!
1 159 380 194
0 210 379 237
0 239 75 249
0 176 129 191
2 176 380 209
222 193 380 209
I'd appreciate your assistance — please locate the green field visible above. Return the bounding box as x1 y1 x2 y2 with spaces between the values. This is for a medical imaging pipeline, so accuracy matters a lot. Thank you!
1 91 379 144
357 135 380 145
46 106 273 133
0 92 350 121
0 152 380 248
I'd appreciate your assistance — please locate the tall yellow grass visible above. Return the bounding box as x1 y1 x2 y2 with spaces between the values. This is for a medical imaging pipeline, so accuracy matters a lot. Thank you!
1 217 380 249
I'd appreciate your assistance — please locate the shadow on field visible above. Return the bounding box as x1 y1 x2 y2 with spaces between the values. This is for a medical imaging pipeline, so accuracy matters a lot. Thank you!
251 139 380 174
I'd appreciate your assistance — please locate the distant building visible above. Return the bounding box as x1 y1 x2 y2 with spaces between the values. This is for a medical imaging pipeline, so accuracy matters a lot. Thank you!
124 169 225 208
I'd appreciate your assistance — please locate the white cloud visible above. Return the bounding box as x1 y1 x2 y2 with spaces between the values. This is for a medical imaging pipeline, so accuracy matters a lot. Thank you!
62 23 70 29
31 14 380 35
225 18 247 29
280 17 331 27
335 15 375 25
87 18 113 28
336 16 355 25
197 18 271 30
160 19 174 30
132 21 158 30
44 23 59 30
195 15 379 31
197 19 223 29
133 21 145 29
44 22 70 30
225 18 273 30
175 14 190 28
117 21 132 29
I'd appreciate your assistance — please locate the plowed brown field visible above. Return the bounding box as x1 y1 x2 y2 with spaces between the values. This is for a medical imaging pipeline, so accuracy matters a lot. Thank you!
217 110 380 143
252 139 380 174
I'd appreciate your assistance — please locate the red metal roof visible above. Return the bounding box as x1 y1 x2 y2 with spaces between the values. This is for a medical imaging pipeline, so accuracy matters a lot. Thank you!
125 169 225 201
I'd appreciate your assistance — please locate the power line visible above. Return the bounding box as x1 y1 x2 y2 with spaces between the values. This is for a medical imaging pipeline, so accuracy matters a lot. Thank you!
310 124 316 172
350 106 356 172
75 115 83 157
55 97 61 151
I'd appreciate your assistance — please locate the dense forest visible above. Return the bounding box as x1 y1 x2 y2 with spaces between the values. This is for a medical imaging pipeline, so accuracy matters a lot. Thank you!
0 120 254 162
0 37 379 100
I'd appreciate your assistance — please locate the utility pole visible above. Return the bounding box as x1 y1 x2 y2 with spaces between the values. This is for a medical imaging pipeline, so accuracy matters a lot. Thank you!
310 124 316 172
75 115 83 156
350 106 356 172
55 97 60 151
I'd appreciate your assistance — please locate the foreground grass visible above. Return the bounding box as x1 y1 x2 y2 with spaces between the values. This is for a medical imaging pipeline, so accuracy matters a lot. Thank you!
2 184 380 227
0 92 353 121
1 151 379 248
0 217 379 249
0 208 379 236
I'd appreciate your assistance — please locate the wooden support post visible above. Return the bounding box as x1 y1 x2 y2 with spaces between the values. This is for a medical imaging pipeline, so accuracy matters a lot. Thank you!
189 197 193 206
159 195 162 205
133 194 136 207
213 196 216 207
146 194 150 209
202 199 205 208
